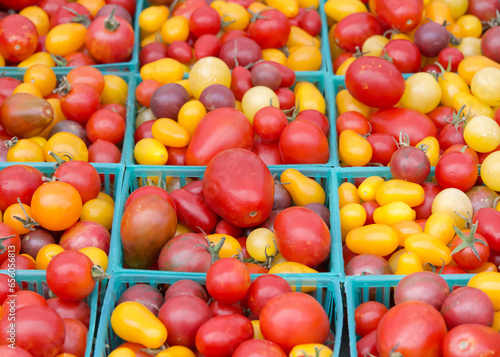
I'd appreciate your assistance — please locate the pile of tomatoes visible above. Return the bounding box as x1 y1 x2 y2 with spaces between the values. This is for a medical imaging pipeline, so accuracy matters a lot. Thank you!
0 0 136 67
120 149 332 275
134 56 330 166
354 271 500 356
0 65 129 164
138 0 323 73
105 272 335 357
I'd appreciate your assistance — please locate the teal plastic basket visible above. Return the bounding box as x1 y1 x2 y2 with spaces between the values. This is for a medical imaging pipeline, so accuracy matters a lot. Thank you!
110 165 343 276
344 274 472 357
128 71 338 166
0 69 135 167
0 163 124 274
93 272 343 357
1 270 100 357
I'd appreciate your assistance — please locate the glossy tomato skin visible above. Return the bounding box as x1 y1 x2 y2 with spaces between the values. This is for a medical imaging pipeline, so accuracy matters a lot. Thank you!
474 208 500 253
233 339 287 357
274 207 331 267
125 186 175 212
186 108 253 166
334 13 384 52
0 345 33 357
357 330 378 357
296 110 329 137
88 139 122 164
158 233 212 273
346 57 405 109
414 182 443 220
248 9 291 49
355 301 388 337
46 297 91 328
442 324 500 357
206 258 251 304
279 120 329 164
203 149 274 227
86 109 126 144
61 318 88 357
0 165 43 211
0 223 20 265
60 83 100 125
0 15 38 63
170 189 217 233
376 301 447 357
209 300 244 317
247 275 292 318
195 314 254 357
374 0 423 32
439 124 466 150
54 160 101 204
435 152 478 192
427 106 455 131
367 133 398 166
260 292 330 353
382 40 421 73
253 138 284 165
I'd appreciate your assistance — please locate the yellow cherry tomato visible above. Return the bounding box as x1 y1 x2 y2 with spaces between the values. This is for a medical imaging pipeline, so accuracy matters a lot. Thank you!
358 176 384 202
401 73 441 113
468 262 498 273
340 203 366 238
265 0 299 17
262 49 287 65
246 228 277 262
80 198 114 230
7 139 45 162
281 168 326 206
471 67 500 107
13 83 42 97
467 272 500 310
373 202 416 226
287 46 322 72
44 132 88 162
416 136 440 166
433 0 467 19
339 182 360 208
432 188 473 229
39 99 66 139
452 92 494 119
36 244 64 270
77 0 104 17
152 119 191 148
482 151 500 191
395 252 424 275
24 64 57 97
335 56 355 76
139 6 169 33
17 52 55 68
161 16 189 44
45 23 86 56
3 202 36 235
424 212 456 245
464 116 500 153
455 37 482 58
134 138 168 165
362 35 389 57
324 0 367 22
456 15 482 38
251 320 264 339
346 224 400 256
111 301 167 348
189 57 231 99
392 221 423 246
141 58 184 86
178 100 207 136
405 233 452 266
241 86 279 123
458 55 500 85
268 262 318 292
20 6 50 36
157 346 196 357
388 248 406 272
109 348 136 357
294 82 326 113
376 180 425 207
336 89 371 117
101 75 128 106
287 26 320 48
207 233 242 259
339 130 372 167
97 192 114 206
289 344 333 357
211 1 250 30
79 247 108 271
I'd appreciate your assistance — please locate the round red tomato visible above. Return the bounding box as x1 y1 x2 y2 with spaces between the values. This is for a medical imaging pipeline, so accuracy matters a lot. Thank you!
60 82 100 125
0 15 38 63
86 109 126 144
334 13 384 52
374 0 423 32
247 274 292 317
279 120 329 164
54 160 101 204
442 324 500 357
206 258 250 304
450 226 490 270
0 223 21 266
381 39 422 73
248 9 291 49
354 301 388 337
233 339 287 357
435 152 478 192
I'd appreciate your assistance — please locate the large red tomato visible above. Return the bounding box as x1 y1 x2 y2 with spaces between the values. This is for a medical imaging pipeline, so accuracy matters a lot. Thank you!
443 324 500 356
0 15 38 62
0 165 44 211
203 149 274 227
279 120 329 164
247 9 290 49
274 207 331 267
334 13 384 52
374 0 423 32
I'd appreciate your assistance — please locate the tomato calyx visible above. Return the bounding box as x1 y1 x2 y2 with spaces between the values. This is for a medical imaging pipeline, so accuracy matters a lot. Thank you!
138 346 166 355
51 54 68 67
12 198 39 231
104 7 121 32
53 76 72 96
445 105 468 132
296 346 327 357
451 223 488 260
396 131 410 148
388 343 404 357
484 10 500 29
383 28 402 40
91 265 110 282
248 8 271 23
63 6 91 27
424 258 446 273
47 150 73 166
0 235 15 254
195 230 226 264
3 137 18 149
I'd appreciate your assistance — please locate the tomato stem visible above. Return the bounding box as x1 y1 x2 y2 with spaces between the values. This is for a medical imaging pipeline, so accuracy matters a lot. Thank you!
451 223 488 261
64 5 91 28
53 76 72 96
104 7 121 32
0 236 15 254
196 228 225 264
91 265 110 281
4 137 18 149
248 9 270 23
12 198 39 231
48 150 69 166
51 54 67 67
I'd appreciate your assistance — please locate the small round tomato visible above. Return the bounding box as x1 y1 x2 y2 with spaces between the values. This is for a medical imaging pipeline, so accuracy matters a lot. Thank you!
80 199 114 231
206 258 250 304
246 228 277 262
134 138 168 165
44 132 89 162
86 109 126 144
0 15 38 63
35 243 65 270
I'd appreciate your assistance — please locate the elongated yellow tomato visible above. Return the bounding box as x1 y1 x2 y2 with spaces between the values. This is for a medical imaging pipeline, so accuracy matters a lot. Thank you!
358 176 385 202
335 57 355 76
262 49 287 65
453 93 494 119
467 262 498 273
324 0 367 22
458 55 500 85
438 72 470 108
141 31 161 48
268 262 318 292
432 188 472 229
336 89 371 117
30 136 47 150
45 23 86 56
464 116 500 153
340 203 366 238
346 224 399 256
456 15 482 38
157 346 196 357
392 221 423 246
109 347 136 357
44 133 88 162
373 202 416 226
7 139 45 162
281 169 325 206
467 271 500 310
362 35 389 57
287 26 320 48
395 252 424 275
161 16 189 44
339 182 360 208
20 6 50 36
141 58 184 86
454 37 482 58
242 86 279 123
139 6 169 33
376 180 425 207
178 100 206 136
339 130 372 167
299 0 319 8
211 1 250 30
388 248 406 272
294 82 326 113
416 136 440 166
152 119 190 148
287 46 322 72
17 52 55 68
251 320 264 339
481 151 500 191
111 301 167 348
134 138 168 165
189 57 231 99
424 212 456 245
207 233 241 259
471 67 500 107
404 233 452 266
401 73 441 113
290 344 333 357
265 0 299 17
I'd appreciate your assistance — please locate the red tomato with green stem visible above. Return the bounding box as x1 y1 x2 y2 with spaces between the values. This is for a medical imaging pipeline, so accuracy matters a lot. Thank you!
248 9 291 49
189 6 221 38
58 80 100 125
275 88 295 111
428 106 456 131
381 39 422 73
206 258 250 304
374 0 423 32
438 47 464 72
450 223 490 270
279 120 329 164
334 13 384 52
50 3 90 28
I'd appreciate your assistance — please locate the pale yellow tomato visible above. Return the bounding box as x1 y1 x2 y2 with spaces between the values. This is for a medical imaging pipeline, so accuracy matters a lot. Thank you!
401 73 442 113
